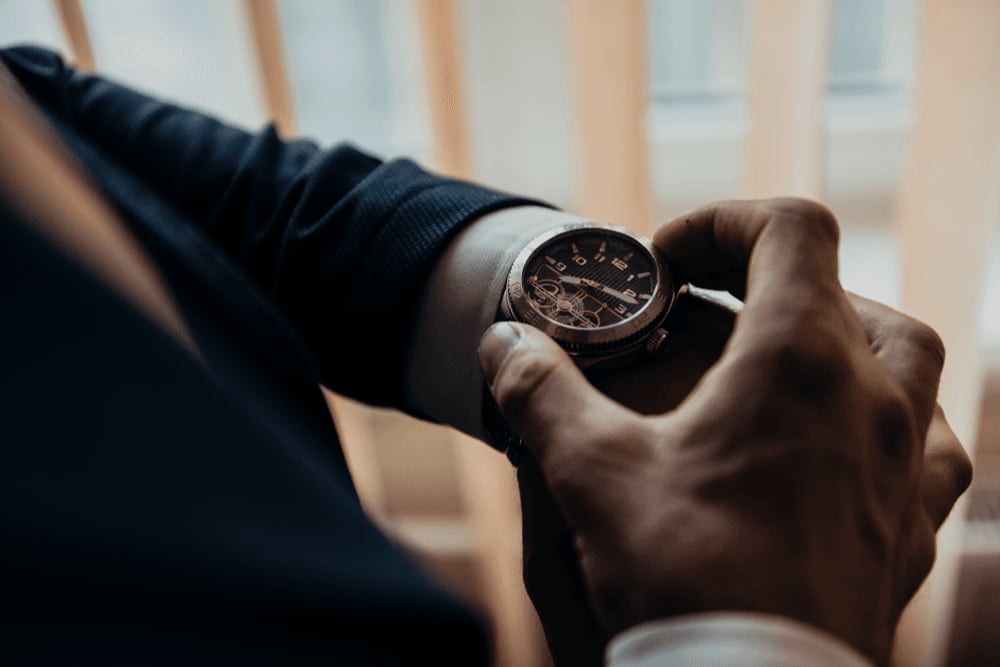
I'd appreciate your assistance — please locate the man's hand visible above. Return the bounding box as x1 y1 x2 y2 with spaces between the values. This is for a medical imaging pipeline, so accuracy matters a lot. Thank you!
515 280 737 666
480 198 972 664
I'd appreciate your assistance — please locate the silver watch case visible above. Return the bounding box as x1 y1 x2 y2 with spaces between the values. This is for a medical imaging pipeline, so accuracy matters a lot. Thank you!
501 222 676 361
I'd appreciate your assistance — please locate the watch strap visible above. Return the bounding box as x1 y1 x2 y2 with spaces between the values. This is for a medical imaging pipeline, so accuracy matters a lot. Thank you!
483 288 528 464
483 387 526 465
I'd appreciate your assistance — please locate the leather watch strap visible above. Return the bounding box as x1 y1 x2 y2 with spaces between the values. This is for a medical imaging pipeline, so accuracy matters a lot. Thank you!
482 290 527 464
483 387 526 465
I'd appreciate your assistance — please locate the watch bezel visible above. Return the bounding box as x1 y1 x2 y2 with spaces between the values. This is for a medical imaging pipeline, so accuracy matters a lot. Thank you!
504 222 675 354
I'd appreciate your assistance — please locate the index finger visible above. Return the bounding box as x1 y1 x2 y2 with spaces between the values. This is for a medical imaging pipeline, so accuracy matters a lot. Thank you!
654 198 840 299
848 293 945 440
921 405 973 528
655 198 851 357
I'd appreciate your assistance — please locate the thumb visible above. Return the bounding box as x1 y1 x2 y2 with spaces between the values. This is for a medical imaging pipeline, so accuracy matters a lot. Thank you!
478 322 639 472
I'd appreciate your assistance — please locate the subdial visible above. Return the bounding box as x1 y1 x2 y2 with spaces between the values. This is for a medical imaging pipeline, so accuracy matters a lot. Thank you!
528 278 597 327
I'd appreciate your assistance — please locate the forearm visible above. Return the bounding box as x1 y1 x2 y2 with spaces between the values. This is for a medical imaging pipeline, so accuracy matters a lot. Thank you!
1 45 547 406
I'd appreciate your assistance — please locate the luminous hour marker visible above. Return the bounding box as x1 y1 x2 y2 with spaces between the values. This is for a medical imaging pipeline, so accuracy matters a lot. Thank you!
623 252 634 261
571 243 579 255
599 241 607 253
637 271 651 278
639 293 651 300
545 255 567 272
626 274 635 282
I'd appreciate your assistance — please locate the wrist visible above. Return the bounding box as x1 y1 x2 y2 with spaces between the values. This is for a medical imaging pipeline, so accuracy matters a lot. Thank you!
404 205 585 439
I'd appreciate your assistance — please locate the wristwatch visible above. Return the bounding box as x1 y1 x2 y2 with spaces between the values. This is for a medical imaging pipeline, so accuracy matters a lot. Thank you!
501 222 678 364
485 221 682 464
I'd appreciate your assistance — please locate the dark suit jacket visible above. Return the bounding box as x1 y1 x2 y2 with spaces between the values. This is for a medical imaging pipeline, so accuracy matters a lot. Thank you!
2 46 541 665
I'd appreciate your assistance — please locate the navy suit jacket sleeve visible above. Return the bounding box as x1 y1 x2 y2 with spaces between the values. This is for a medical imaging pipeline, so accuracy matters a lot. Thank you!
0 45 546 407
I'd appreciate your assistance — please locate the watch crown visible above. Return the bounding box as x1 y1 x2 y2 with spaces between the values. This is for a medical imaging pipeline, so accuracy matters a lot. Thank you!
645 327 670 356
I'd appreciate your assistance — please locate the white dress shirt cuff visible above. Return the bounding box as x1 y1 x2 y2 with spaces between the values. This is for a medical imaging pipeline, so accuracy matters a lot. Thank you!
607 613 873 666
405 205 586 442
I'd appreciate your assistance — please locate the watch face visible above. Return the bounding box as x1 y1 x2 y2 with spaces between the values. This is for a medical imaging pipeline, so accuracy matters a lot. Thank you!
522 228 658 329
505 223 675 354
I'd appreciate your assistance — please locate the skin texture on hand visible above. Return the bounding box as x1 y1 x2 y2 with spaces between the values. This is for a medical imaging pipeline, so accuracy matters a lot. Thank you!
480 198 972 666
515 288 737 666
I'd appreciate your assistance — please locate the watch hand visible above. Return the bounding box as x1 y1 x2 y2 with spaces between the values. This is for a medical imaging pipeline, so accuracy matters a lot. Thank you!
597 284 638 305
559 275 638 305
584 295 625 323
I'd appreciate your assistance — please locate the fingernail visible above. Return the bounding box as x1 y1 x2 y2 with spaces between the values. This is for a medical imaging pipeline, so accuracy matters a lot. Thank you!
479 322 522 385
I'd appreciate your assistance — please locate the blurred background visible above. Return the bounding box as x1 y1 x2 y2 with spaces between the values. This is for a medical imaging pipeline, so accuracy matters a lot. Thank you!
2 1 997 665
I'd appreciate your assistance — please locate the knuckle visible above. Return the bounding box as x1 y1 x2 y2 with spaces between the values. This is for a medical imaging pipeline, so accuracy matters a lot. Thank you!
765 197 840 244
900 319 946 368
939 443 974 500
922 438 972 527
925 409 972 503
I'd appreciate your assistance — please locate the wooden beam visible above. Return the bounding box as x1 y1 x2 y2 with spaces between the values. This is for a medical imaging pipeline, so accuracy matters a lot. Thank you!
415 0 473 178
895 0 1000 454
452 436 546 667
323 390 387 520
414 5 543 663
565 0 652 234
892 1 1000 665
53 0 95 72
243 0 296 137
742 0 833 200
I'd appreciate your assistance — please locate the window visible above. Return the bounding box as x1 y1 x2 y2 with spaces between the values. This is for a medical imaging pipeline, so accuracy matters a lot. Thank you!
82 0 265 129
645 0 922 207
648 0 749 110
278 0 429 158
0 0 66 53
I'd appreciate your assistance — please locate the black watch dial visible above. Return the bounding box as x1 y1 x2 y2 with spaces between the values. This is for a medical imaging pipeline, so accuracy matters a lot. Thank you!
523 230 658 329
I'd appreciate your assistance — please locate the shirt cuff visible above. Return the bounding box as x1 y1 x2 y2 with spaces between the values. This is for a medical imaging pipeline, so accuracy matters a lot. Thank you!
607 613 873 667
404 205 586 442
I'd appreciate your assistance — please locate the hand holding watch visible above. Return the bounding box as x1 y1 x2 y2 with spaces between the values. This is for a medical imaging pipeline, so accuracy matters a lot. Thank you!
500 222 676 363
485 220 738 464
